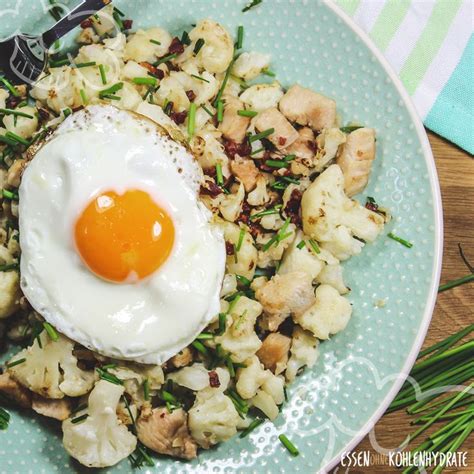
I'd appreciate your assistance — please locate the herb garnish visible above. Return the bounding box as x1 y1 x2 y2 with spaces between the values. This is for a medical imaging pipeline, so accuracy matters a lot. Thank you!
0 108 33 119
6 358 26 368
239 418 263 437
237 109 258 118
98 64 107 85
0 77 20 97
153 53 177 66
96 367 123 386
193 38 205 55
133 76 157 87
248 128 274 143
187 103 196 137
237 26 244 49
279 434 299 456
242 0 263 13
388 232 413 248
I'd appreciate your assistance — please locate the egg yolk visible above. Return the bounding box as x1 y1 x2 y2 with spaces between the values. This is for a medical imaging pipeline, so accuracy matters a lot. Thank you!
75 189 174 283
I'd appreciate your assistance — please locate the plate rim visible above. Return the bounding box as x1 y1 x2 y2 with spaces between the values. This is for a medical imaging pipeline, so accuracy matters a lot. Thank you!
321 1 444 472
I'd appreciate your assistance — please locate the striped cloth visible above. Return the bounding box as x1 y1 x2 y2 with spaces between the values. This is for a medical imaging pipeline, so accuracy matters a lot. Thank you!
335 0 473 154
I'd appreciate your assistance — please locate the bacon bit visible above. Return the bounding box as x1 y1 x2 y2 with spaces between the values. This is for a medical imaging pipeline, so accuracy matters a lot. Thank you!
122 19 133 30
160 412 166 418
307 140 317 153
170 111 187 125
185 90 196 102
278 136 287 146
225 241 235 255
208 371 220 388
72 105 84 113
37 108 50 123
168 37 185 55
6 96 22 109
80 19 93 29
140 61 165 79
365 200 379 212
223 138 252 158
200 181 222 198
284 189 302 226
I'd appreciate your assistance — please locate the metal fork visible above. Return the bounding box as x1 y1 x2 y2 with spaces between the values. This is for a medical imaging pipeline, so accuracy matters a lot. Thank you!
0 0 110 85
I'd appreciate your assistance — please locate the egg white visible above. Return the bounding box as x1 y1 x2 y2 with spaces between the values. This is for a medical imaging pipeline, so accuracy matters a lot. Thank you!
19 105 225 364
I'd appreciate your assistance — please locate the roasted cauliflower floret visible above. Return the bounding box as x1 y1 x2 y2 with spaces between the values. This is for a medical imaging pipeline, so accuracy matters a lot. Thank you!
167 363 230 392
7 332 95 398
294 284 352 339
214 296 263 363
232 52 271 81
285 326 319 382
315 127 346 171
124 28 173 62
336 127 376 197
3 106 38 139
279 84 336 130
0 269 21 319
188 387 240 448
239 82 284 112
62 380 137 468
316 263 349 294
256 272 315 331
301 164 384 260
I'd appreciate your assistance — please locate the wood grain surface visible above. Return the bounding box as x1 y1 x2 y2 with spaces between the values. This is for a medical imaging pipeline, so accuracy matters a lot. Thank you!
332 132 474 473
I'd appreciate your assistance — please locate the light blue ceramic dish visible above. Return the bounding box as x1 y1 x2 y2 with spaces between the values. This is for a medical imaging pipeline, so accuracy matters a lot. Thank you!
0 1 442 472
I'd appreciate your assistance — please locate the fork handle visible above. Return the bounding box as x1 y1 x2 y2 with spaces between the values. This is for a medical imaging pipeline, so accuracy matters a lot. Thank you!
42 0 110 49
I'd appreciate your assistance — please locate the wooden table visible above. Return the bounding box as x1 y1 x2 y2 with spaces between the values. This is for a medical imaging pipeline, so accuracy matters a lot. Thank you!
333 132 474 473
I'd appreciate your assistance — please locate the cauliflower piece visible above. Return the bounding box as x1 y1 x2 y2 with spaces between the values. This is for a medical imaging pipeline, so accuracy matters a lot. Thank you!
110 81 142 111
279 84 336 130
0 89 8 108
221 221 257 280
220 273 237 297
232 52 271 81
137 407 197 460
278 230 324 280
315 127 346 171
191 129 229 174
247 175 270 206
188 387 240 448
240 82 284 112
217 182 245 222
316 263 349 294
90 4 115 36
8 332 95 398
0 269 21 319
256 225 296 269
155 73 190 112
294 284 352 339
256 272 315 331
336 127 376 196
135 102 184 142
76 26 99 45
219 95 251 143
230 156 259 192
248 371 285 420
285 326 319 382
214 296 263 363
6 159 26 188
167 363 230 392
168 347 194 370
236 355 268 399
62 380 137 468
301 164 384 260
188 19 234 73
124 28 173 62
256 332 291 374
121 60 149 80
3 106 38 139
254 107 299 150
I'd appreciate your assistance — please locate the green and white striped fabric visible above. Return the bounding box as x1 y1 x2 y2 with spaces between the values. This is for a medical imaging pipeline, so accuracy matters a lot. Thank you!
335 0 473 154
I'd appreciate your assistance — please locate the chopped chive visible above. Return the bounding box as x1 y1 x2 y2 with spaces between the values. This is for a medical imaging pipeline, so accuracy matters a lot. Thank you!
49 58 70 68
262 68 275 77
250 205 282 220
187 102 197 137
418 325 473 359
196 332 214 340
265 159 289 169
0 407 10 430
181 31 191 45
237 109 258 118
135 445 154 467
63 108 72 118
308 239 320 254
438 274 474 293
75 61 96 68
236 274 251 287
79 89 87 105
101 364 117 370
236 228 245 252
250 147 264 156
98 64 107 85
240 418 263 437
43 322 59 341
262 234 279 252
217 313 227 335
284 386 288 402
214 58 236 106
296 240 305 250
388 232 413 248
201 104 214 117
113 11 124 31
263 217 291 251
340 124 363 133
71 403 88 416
249 128 274 143
216 100 224 123
5 131 29 146
0 135 19 147
149 39 161 45
161 390 178 404
101 94 121 101
143 379 150 401
99 82 123 96
96 367 124 385
0 108 33 119
283 154 296 162
6 357 26 368
133 76 157 87
2 189 19 201
237 26 244 49
191 74 210 83
0 76 20 97
113 5 125 16
279 434 299 456
71 413 88 424
242 0 263 12
193 38 205 55
215 162 224 186
153 53 178 67
191 340 208 356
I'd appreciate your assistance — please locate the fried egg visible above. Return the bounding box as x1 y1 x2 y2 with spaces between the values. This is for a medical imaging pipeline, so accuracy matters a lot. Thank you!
19 105 225 364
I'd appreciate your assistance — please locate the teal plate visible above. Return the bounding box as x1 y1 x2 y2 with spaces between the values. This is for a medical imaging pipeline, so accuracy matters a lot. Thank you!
0 1 442 473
